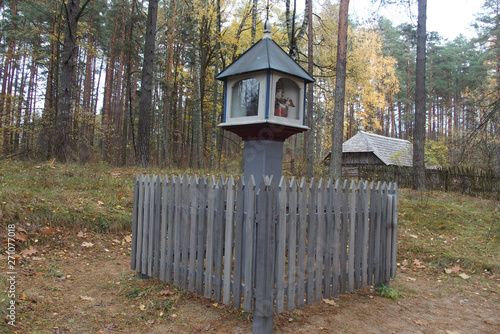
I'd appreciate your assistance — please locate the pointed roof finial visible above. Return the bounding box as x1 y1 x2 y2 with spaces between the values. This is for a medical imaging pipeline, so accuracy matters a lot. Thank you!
263 0 271 39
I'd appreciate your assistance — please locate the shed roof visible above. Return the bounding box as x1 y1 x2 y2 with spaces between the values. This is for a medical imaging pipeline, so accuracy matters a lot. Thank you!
215 35 314 83
343 131 413 166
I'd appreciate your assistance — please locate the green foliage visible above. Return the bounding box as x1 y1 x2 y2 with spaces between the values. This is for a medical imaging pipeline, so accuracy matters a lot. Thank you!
375 283 403 300
425 140 448 167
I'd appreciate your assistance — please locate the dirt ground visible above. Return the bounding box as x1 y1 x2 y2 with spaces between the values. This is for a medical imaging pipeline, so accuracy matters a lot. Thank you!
5 231 500 334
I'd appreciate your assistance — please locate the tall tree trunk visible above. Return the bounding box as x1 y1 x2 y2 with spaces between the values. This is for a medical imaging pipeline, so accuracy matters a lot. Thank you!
160 0 177 168
306 0 314 178
413 0 427 190
136 0 159 167
329 0 349 180
55 0 90 162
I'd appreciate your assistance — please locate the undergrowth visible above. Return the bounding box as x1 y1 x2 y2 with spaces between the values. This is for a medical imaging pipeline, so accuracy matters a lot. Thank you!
398 188 499 274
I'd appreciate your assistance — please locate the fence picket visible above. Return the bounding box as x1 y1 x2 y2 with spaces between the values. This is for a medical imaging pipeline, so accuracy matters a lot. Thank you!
141 175 150 276
166 176 175 284
243 176 256 312
160 176 169 281
332 179 341 297
276 177 287 313
173 176 182 286
223 176 235 305
188 176 199 292
233 177 245 309
323 179 333 298
154 175 162 279
306 178 316 305
131 175 140 271
213 177 226 302
135 175 145 274
296 177 307 308
390 183 398 279
196 177 207 294
348 180 356 292
340 179 348 294
315 179 325 302
361 181 369 288
204 176 216 299
287 177 298 310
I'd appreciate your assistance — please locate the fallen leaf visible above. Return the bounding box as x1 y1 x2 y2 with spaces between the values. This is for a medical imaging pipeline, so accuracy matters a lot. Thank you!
124 235 132 243
42 227 57 235
77 231 85 238
212 303 218 307
80 296 94 301
159 290 173 296
32 257 44 261
14 233 28 243
444 268 453 274
20 292 27 300
322 299 339 307
450 265 463 273
445 331 460 334
140 304 145 311
22 246 38 256
409 234 419 239
97 201 104 206
112 239 121 244
413 259 426 269
81 242 94 248
459 273 470 280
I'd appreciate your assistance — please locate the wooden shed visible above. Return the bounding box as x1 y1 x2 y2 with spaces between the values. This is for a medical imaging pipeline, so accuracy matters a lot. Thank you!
324 131 413 177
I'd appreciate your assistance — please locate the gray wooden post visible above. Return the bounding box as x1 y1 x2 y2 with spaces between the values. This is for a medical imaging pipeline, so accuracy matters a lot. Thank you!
253 177 275 334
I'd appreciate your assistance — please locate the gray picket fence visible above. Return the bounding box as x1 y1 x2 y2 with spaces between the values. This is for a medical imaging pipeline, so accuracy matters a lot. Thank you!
130 174 397 319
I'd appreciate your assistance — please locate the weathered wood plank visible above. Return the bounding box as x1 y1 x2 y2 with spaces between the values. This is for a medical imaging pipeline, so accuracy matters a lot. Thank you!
340 179 348 294
173 176 182 286
160 176 169 281
204 176 216 299
223 176 235 305
361 181 369 288
188 176 199 292
390 183 398 279
147 175 156 277
315 179 325 302
297 177 307 308
131 175 140 271
287 177 298 310
196 177 207 294
306 178 316 305
233 177 245 309
323 179 333 299
243 176 256 312
153 175 162 279
180 177 190 290
166 176 176 284
348 180 356 292
367 181 376 286
136 175 145 274
332 179 341 297
373 182 382 285
385 193 393 283
213 177 226 302
276 177 287 313
141 175 150 276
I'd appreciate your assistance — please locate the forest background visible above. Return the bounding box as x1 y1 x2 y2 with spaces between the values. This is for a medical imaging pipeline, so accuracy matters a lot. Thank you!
0 0 498 179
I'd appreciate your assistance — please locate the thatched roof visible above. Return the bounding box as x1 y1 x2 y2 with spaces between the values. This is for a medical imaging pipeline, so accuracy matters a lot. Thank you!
342 131 413 167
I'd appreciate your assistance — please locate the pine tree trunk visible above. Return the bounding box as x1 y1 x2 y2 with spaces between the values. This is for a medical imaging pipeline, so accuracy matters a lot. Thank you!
55 0 87 162
306 0 314 178
329 0 349 180
136 0 159 167
413 0 427 190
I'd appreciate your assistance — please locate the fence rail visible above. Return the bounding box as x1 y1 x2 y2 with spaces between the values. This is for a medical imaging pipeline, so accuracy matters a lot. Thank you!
131 174 398 320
